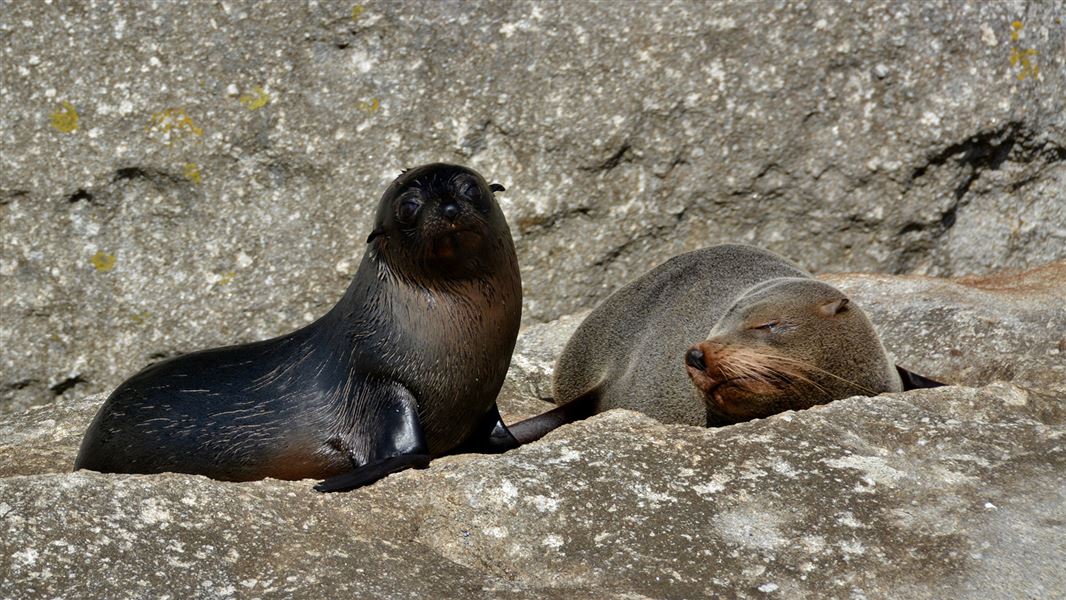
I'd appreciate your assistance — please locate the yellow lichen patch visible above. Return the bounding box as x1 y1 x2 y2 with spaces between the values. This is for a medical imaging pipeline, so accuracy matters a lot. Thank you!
183 162 203 183
218 271 236 286
1008 21 1039 80
352 5 364 20
50 101 79 133
239 86 271 110
91 251 116 272
148 108 204 143
1009 47 1039 80
131 311 151 324
356 98 380 113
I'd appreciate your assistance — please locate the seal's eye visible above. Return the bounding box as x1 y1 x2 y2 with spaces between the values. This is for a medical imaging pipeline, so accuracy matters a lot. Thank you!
455 176 489 213
396 193 422 225
751 320 781 333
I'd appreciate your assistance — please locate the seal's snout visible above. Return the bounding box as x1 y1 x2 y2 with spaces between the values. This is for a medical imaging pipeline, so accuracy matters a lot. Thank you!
685 342 723 392
685 341 732 391
685 348 706 371
441 202 460 222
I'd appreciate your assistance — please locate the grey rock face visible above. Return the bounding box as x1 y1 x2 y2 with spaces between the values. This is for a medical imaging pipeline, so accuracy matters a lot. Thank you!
3 1 1064 412
2 387 1063 599
826 260 1066 399
2 257 1064 598
497 311 587 423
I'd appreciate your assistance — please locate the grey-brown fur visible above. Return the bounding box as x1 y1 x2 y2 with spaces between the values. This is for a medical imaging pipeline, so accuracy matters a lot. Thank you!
552 244 902 426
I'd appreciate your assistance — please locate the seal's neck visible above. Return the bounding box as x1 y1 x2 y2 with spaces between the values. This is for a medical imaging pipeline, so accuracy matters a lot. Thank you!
326 247 521 344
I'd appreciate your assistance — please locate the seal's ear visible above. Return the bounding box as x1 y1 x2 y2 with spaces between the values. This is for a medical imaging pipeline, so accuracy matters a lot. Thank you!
366 228 385 244
896 365 947 390
490 183 506 193
820 297 850 316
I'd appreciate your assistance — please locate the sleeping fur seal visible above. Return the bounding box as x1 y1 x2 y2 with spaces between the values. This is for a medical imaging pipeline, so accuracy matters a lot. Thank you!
75 163 523 492
510 244 943 442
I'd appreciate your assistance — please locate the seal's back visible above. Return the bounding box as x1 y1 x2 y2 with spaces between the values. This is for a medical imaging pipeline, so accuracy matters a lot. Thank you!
552 244 809 425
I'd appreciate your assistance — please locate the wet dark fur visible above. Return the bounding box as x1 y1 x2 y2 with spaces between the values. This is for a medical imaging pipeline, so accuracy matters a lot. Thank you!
75 164 522 491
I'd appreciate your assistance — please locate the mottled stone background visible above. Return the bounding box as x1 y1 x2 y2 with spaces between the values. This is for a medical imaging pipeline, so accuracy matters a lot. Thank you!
2 4 1065 597
1 0 1064 412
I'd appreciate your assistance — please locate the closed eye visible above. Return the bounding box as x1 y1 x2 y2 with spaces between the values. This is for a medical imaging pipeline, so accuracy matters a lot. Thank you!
750 320 795 334
456 179 490 213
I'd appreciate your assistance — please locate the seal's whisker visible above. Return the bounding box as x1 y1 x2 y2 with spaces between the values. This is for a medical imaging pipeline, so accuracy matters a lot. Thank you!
723 349 831 394
721 351 806 389
757 352 879 395
722 354 777 384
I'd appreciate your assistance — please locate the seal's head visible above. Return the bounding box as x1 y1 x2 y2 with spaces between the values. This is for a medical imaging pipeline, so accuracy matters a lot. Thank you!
367 163 514 280
684 278 901 426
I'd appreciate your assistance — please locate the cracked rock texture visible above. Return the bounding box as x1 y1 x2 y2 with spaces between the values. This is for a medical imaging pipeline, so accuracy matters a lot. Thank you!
2 262 1064 598
2 1 1065 412
1 389 1063 599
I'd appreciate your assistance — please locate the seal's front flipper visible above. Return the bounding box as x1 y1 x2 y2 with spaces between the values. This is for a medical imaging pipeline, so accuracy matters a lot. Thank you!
314 454 430 493
454 403 519 454
508 392 598 445
896 365 947 390
314 382 429 493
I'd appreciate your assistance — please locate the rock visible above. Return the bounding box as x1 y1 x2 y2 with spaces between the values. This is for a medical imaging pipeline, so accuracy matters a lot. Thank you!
8 259 1057 478
3 258 1063 598
824 259 1066 399
1 386 1063 599
497 312 587 423
3 1 1064 412
0 396 94 479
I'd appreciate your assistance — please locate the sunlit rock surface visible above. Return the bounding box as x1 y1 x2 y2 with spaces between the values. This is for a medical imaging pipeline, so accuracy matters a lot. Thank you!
3 0 1064 412
1 387 1062 599
2 262 1064 598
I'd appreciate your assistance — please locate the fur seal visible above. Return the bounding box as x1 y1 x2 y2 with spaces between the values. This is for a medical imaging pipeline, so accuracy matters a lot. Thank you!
75 163 523 492
510 244 942 442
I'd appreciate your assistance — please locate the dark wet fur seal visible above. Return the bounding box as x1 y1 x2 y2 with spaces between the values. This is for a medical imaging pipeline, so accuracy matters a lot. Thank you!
510 244 943 443
76 163 523 492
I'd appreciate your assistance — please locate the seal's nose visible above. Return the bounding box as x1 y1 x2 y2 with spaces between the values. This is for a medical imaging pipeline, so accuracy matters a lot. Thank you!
685 348 706 371
441 202 460 221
